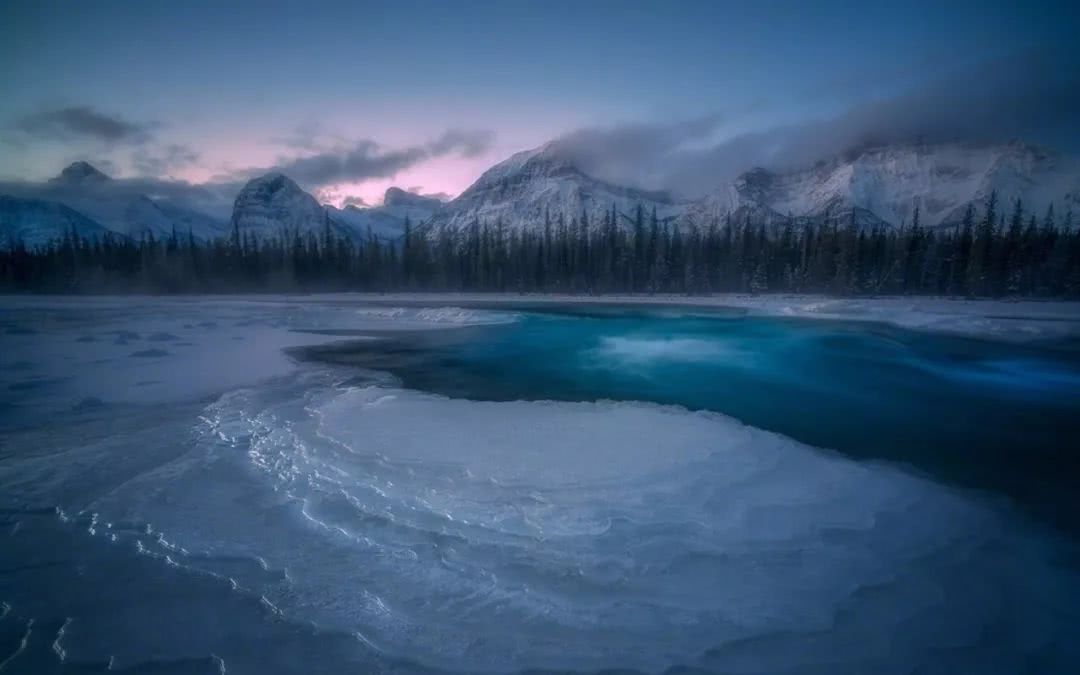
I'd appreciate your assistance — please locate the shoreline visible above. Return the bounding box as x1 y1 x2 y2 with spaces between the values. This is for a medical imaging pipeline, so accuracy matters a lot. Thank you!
3 292 1080 341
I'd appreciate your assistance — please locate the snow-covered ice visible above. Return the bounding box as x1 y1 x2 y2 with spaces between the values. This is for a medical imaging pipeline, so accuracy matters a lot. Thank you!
0 295 1078 674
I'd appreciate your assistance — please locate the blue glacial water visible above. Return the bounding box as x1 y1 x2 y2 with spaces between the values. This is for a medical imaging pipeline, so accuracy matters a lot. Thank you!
304 305 1080 532
1 297 1079 675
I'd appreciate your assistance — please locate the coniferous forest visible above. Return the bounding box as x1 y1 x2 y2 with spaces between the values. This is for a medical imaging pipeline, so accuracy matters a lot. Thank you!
3 191 1079 297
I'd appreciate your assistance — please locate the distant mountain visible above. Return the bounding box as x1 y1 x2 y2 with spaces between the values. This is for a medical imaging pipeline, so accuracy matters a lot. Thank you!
49 160 111 185
423 144 686 234
688 141 1080 230
327 187 442 241
383 186 443 212
0 162 230 240
0 195 111 248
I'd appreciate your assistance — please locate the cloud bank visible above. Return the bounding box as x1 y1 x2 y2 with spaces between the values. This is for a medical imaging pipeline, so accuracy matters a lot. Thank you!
550 52 1080 197
237 129 495 188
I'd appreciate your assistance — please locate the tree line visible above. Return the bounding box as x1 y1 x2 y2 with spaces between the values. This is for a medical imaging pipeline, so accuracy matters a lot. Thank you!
2 191 1079 296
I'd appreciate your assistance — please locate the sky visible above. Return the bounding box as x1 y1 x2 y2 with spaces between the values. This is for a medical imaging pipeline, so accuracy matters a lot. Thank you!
1 0 1078 206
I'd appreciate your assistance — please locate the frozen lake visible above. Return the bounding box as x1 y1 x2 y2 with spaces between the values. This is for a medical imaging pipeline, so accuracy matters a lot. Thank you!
1 295 1079 674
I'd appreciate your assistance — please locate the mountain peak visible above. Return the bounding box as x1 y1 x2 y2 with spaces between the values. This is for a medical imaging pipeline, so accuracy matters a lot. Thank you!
383 187 443 210
425 141 683 234
231 171 332 236
51 161 110 184
243 172 300 194
382 186 410 206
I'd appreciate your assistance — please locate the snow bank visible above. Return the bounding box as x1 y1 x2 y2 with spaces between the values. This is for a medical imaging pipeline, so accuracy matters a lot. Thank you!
192 380 1079 673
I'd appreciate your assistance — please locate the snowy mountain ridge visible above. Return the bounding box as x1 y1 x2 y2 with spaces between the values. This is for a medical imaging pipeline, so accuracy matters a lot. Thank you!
325 187 442 241
0 195 111 248
428 140 1080 234
688 141 1080 230
4 141 1079 249
2 162 230 242
422 143 687 235
232 175 439 242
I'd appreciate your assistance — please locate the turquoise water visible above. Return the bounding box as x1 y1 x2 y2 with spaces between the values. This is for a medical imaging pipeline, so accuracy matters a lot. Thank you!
304 306 1080 532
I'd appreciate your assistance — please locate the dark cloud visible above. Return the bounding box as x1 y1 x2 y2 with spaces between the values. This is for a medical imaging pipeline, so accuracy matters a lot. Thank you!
553 51 1080 197
241 129 495 188
270 120 346 152
547 115 725 193
424 129 493 158
11 106 154 144
132 144 201 177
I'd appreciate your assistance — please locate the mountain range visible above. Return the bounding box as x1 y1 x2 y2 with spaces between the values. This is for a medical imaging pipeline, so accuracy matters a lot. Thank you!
3 140 1079 249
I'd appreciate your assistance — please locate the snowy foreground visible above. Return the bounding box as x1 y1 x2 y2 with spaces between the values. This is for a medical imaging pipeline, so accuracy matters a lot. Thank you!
1 295 1078 674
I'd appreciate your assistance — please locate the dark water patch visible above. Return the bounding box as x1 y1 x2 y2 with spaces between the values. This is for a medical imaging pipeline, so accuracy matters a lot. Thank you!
74 335 97 343
146 333 180 342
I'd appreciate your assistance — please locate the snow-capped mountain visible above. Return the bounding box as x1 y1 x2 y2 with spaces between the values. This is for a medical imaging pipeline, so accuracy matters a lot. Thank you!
423 144 686 234
0 195 111 248
231 172 354 240
5 141 1078 250
689 142 1080 229
326 187 442 241
425 141 1079 236
123 194 228 240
